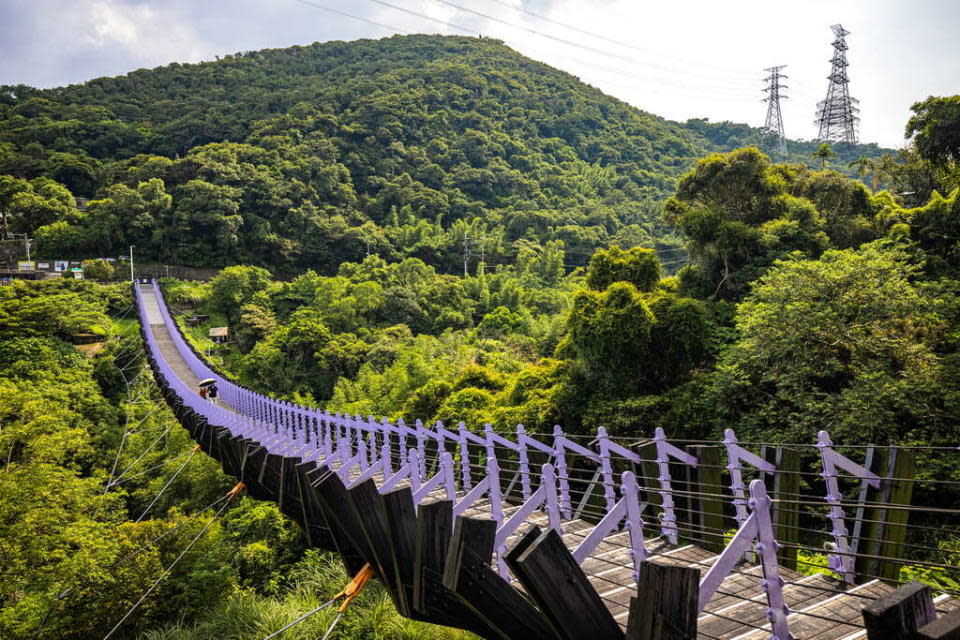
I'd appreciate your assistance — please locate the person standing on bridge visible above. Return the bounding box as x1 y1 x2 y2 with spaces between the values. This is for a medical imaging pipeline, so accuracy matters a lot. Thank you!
208 382 219 406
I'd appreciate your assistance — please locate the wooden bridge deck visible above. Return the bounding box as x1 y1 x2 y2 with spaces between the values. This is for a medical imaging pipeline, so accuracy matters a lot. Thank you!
137 283 950 640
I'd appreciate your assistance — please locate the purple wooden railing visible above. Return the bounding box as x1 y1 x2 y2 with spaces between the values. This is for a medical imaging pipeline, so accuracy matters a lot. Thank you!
135 279 904 640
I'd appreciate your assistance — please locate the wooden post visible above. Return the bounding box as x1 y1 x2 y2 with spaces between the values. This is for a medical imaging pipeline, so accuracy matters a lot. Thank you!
686 445 724 553
917 610 960 640
380 486 418 617
625 562 699 640
636 441 663 514
763 446 800 570
855 448 916 582
443 516 496 590
411 500 498 638
442 517 556 640
862 581 936 640
507 528 623 640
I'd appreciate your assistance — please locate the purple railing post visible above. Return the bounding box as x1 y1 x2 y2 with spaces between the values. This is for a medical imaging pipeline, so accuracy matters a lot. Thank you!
552 425 573 519
542 463 562 533
396 418 409 464
724 428 776 529
816 430 880 583
415 420 429 481
597 427 617 513
484 426 504 526
752 480 791 640
697 480 791 640
622 470 647 581
441 452 457 500
458 421 472 491
653 427 698 544
516 424 532 501
408 449 421 496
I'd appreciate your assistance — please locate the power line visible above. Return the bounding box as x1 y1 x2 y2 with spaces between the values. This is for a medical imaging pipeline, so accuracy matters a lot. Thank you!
482 0 761 84
292 0 411 34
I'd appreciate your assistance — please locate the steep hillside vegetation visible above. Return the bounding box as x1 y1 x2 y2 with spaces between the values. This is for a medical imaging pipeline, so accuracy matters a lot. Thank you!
0 35 885 273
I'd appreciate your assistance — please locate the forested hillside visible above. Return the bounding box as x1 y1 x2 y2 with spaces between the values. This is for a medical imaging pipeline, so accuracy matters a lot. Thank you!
0 35 887 273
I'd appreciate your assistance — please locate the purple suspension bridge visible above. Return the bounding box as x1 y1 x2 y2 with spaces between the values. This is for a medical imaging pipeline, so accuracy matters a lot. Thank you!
134 281 960 640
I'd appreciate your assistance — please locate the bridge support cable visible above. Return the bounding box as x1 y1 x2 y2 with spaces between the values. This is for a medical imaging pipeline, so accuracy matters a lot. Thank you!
102 483 245 640
135 444 201 522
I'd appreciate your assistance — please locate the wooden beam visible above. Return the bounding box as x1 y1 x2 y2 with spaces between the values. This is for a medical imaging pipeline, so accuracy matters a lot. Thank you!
442 516 555 639
507 528 623 640
764 446 800 570
411 500 499 638
626 562 699 640
686 445 724 553
918 609 960 640
414 499 454 612
443 516 496 591
856 448 917 582
380 486 418 617
345 478 401 609
862 581 936 640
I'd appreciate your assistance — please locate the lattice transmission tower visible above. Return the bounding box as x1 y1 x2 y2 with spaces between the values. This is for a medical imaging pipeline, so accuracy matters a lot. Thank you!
815 24 859 143
762 65 788 154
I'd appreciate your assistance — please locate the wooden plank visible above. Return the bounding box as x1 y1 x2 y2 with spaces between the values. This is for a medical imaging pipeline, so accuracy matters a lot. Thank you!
918 609 960 640
380 486 418 617
414 499 454 611
686 445 725 553
345 478 401 609
855 448 916 582
410 500 500 638
442 520 556 640
626 562 698 640
878 449 915 581
862 581 936 640
308 465 373 577
508 528 623 640
764 445 800 570
443 516 496 591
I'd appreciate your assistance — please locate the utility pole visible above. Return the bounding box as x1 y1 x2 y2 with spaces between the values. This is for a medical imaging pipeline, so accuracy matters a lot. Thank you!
129 245 134 282
815 24 859 144
762 65 788 155
463 233 473 276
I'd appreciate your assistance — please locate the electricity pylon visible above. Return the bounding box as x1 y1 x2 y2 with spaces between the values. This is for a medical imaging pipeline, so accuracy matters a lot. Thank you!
762 65 788 154
815 24 859 143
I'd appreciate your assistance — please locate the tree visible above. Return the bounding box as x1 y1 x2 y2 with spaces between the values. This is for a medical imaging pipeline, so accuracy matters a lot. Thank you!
712 241 951 444
812 142 837 169
81 259 115 281
585 245 661 291
905 95 960 167
847 155 874 184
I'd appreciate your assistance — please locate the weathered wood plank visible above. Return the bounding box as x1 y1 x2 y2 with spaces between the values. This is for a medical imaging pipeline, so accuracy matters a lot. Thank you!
508 528 623 640
380 486 418 617
686 445 725 553
862 581 936 640
443 516 496 591
918 609 960 640
764 445 800 570
625 562 698 640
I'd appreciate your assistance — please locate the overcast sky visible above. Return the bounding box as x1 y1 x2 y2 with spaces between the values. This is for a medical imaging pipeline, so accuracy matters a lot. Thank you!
1 0 957 147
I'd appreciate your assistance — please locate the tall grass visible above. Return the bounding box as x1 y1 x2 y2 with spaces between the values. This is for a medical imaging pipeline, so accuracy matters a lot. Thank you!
139 550 476 640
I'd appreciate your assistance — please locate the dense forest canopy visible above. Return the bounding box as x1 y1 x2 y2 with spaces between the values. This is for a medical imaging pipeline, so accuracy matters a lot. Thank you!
2 32 959 640
1 35 889 274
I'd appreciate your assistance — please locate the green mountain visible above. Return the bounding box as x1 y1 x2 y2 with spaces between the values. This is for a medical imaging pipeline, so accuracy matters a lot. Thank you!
0 34 887 273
